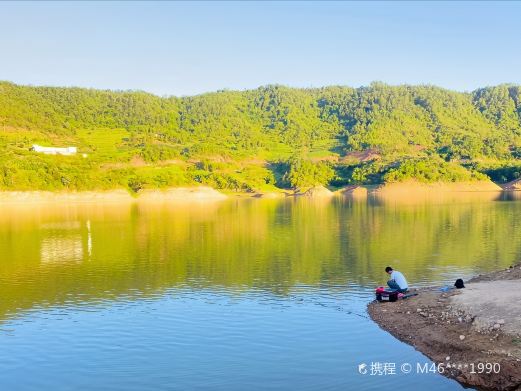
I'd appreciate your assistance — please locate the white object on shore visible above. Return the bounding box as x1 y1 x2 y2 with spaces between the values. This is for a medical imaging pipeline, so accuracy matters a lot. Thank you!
31 144 77 155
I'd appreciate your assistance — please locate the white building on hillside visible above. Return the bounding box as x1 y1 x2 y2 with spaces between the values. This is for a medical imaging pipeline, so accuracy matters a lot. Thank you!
31 144 77 156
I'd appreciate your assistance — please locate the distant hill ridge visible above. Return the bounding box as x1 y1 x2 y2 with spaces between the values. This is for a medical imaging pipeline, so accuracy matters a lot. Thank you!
1 81 521 192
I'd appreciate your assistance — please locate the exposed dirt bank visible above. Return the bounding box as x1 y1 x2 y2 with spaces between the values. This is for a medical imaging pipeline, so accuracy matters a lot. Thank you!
501 178 521 191
368 265 521 390
0 190 134 203
335 185 368 198
251 192 286 199
137 187 228 201
294 185 334 198
0 181 511 204
0 187 227 204
372 180 503 196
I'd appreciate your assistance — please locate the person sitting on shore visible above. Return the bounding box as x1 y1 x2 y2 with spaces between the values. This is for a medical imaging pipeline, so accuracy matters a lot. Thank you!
385 266 408 293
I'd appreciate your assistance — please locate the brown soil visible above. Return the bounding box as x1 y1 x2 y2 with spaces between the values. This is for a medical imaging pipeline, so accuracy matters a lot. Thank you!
373 180 503 195
295 185 334 198
368 265 521 390
501 178 521 191
0 187 228 203
335 185 368 197
342 148 381 162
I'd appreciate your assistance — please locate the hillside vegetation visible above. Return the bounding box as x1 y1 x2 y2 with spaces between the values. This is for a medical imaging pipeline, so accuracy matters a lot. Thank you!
1 81 521 192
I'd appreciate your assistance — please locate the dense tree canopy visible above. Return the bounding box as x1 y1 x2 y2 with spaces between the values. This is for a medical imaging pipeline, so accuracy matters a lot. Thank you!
1 81 520 192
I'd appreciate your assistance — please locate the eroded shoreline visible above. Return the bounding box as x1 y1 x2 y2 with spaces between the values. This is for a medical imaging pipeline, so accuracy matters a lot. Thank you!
368 265 521 390
0 187 228 204
0 180 514 204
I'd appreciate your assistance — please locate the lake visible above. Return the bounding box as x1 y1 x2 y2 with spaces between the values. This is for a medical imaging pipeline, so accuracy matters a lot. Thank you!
1 193 520 390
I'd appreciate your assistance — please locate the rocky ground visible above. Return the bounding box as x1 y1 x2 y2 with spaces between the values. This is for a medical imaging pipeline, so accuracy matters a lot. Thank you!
368 264 521 390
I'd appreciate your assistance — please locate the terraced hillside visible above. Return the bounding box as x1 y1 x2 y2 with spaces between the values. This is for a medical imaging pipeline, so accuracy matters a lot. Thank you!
1 81 521 192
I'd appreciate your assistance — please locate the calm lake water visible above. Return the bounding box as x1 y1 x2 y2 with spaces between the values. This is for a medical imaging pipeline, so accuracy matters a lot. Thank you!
1 193 520 390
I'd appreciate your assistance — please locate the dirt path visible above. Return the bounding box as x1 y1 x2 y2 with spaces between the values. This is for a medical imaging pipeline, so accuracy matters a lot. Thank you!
368 265 521 390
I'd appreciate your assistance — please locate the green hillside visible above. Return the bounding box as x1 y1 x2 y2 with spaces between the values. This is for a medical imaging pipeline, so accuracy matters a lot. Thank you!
1 81 521 192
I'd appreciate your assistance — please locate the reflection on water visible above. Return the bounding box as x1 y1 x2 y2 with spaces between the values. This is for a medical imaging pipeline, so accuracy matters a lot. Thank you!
41 236 83 264
39 221 86 264
0 194 519 390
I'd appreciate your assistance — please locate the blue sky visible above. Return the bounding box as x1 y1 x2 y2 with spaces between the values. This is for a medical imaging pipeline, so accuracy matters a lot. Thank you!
1 1 520 96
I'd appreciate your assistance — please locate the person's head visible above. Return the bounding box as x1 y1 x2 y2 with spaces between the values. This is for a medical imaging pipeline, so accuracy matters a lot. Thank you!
454 278 465 289
385 266 393 275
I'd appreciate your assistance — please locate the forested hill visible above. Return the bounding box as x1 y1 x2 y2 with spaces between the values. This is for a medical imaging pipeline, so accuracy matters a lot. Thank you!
1 81 521 192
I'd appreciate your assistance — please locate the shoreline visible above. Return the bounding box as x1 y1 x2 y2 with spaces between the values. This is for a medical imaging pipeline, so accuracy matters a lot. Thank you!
0 181 518 204
368 265 521 390
370 180 504 195
0 187 228 204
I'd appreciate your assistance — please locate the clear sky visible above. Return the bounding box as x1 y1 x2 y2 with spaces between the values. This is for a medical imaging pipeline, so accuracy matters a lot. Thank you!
1 1 520 96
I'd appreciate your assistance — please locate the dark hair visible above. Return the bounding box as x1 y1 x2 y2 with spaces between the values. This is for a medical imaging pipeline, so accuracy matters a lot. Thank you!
385 266 393 273
454 279 465 289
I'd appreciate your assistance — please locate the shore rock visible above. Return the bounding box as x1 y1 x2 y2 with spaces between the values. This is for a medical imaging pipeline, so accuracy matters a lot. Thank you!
296 186 334 198
335 185 368 198
252 192 284 199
